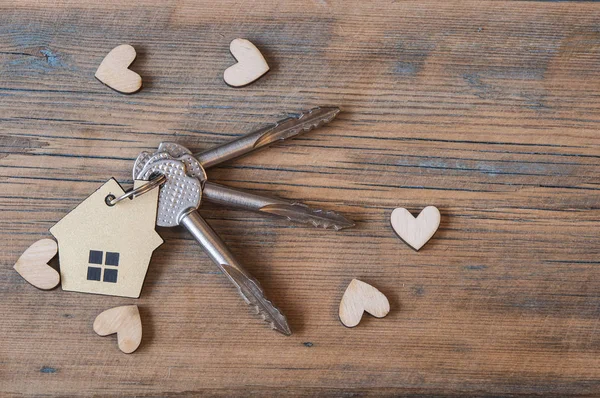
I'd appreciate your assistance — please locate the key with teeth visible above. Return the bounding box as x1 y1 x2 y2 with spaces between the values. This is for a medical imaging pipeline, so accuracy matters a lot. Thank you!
135 106 353 335
137 155 291 335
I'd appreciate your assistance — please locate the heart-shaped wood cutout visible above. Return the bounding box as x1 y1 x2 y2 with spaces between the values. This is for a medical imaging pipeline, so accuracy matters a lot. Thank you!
95 44 142 94
13 238 60 290
339 279 390 327
223 38 269 87
93 305 142 354
391 206 440 251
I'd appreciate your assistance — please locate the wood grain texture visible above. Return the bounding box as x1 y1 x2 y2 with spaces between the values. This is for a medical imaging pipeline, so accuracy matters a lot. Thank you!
1 0 599 396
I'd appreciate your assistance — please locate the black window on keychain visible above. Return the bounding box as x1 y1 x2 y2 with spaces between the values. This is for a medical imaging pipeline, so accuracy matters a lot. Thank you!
87 250 119 283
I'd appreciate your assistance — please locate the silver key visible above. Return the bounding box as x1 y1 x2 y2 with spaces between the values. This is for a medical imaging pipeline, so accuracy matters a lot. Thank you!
195 106 341 169
138 156 291 335
138 158 202 227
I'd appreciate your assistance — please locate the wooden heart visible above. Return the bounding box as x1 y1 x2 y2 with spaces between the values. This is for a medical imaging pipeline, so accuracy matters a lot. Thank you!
95 44 142 94
93 305 142 354
390 206 440 251
13 238 60 290
223 38 269 87
339 279 390 327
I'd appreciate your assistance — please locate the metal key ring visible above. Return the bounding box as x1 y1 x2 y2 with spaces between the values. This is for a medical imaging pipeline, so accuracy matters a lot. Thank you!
106 173 166 206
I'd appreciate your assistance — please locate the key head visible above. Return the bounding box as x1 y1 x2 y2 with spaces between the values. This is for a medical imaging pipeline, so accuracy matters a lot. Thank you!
132 151 153 180
137 158 202 227
132 142 190 181
133 143 208 226
156 142 192 158
133 142 208 182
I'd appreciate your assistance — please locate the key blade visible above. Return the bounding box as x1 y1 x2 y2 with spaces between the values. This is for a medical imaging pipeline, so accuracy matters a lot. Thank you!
195 106 341 169
221 264 292 336
260 203 355 231
202 182 355 230
181 211 291 336
253 106 341 148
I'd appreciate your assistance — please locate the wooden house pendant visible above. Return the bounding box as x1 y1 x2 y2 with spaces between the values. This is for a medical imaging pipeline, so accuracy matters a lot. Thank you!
50 179 163 298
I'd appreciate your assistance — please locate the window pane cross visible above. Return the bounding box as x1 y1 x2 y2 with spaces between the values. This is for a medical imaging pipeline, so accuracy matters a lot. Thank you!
87 250 119 283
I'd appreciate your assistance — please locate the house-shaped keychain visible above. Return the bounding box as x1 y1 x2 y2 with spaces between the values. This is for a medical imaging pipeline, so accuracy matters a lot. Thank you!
50 179 163 298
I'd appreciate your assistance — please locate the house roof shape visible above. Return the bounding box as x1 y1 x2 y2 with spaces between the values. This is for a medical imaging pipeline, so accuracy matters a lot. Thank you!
50 178 163 298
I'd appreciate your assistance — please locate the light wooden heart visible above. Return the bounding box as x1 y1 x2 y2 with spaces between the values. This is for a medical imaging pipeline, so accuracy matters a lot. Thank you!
93 305 142 354
13 238 60 290
95 44 142 94
223 38 269 87
390 206 440 251
339 279 390 328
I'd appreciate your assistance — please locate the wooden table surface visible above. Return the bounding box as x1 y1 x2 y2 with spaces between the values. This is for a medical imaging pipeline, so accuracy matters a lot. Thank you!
1 1 599 396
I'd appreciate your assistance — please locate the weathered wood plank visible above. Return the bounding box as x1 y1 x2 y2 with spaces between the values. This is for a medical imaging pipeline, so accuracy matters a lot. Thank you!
1 0 599 396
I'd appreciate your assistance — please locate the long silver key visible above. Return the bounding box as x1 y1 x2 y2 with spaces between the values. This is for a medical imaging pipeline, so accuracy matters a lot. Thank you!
137 156 291 335
203 182 354 230
195 106 340 169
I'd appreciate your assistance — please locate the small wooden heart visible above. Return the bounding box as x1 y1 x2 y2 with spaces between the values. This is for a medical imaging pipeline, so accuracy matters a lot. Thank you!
93 305 142 354
13 238 60 290
95 44 142 94
391 206 440 251
223 38 269 87
339 279 390 328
